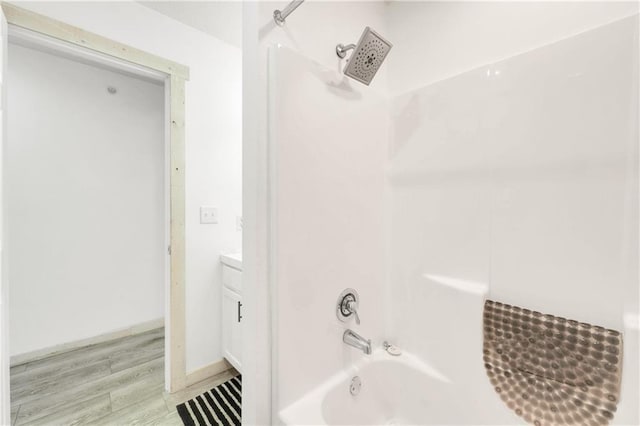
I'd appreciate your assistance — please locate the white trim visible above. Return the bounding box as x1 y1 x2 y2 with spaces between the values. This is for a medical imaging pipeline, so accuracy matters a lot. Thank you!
7 25 165 84
164 74 172 391
241 1 271 423
186 358 233 388
168 73 187 392
267 46 279 425
0 6 8 424
1 2 188 79
10 319 164 366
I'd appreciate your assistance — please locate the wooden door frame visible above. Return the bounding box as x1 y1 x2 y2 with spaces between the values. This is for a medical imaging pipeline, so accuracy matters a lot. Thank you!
0 2 190 393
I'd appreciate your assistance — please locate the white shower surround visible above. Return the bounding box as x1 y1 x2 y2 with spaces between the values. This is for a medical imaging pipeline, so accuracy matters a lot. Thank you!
269 45 389 410
388 14 639 424
270 11 639 426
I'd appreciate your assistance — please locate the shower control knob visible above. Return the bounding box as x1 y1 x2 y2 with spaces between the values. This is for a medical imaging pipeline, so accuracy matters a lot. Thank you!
337 288 360 324
345 299 360 325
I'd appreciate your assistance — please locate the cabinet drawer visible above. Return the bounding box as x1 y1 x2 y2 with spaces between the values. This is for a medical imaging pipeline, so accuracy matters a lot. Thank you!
222 265 242 294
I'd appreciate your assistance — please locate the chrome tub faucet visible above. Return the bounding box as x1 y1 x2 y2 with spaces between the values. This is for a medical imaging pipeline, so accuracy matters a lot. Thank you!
343 329 372 355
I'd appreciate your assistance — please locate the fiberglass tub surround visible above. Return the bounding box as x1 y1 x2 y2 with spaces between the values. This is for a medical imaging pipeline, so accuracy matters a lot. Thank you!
270 11 639 426
388 14 639 425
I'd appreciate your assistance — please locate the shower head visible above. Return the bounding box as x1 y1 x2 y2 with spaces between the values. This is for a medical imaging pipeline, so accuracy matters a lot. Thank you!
336 27 392 86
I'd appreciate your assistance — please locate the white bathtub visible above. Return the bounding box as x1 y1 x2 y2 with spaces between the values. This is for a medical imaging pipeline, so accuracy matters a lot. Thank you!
279 349 520 425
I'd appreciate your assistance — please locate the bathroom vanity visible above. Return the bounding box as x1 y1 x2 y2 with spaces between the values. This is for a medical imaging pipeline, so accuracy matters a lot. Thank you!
220 253 242 373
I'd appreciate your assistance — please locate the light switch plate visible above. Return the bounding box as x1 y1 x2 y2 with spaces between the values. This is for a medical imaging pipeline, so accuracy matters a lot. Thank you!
200 206 218 224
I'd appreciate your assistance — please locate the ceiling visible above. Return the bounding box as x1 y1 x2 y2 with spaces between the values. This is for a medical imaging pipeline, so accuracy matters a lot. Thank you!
139 1 242 48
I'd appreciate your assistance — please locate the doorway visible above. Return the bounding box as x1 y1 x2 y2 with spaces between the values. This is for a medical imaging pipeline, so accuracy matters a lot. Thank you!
8 30 167 359
0 4 190 423
6 30 168 424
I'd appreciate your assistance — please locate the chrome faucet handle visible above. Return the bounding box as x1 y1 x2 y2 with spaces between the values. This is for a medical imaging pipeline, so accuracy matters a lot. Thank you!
337 288 360 324
346 300 360 325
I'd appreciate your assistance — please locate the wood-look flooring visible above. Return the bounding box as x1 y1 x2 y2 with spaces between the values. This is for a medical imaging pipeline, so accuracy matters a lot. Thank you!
10 328 237 425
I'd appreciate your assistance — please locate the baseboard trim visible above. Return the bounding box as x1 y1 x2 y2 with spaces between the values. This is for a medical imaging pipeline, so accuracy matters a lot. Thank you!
185 358 233 387
10 318 165 366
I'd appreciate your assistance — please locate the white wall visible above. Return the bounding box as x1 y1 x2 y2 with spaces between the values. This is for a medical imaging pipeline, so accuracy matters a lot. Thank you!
242 2 389 422
13 1 243 373
139 2 242 49
386 1 640 94
7 43 165 356
388 11 638 425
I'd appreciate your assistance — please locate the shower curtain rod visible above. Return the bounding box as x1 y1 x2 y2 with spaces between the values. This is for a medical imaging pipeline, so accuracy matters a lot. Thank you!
273 0 305 26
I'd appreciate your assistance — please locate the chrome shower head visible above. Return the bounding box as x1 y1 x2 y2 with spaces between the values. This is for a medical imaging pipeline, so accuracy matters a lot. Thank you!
336 27 392 86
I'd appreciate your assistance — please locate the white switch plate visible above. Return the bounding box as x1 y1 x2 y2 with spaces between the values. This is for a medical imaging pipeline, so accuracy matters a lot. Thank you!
200 206 218 224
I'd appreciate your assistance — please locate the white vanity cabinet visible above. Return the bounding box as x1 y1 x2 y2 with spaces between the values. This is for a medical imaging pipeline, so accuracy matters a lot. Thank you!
222 287 242 371
220 253 242 373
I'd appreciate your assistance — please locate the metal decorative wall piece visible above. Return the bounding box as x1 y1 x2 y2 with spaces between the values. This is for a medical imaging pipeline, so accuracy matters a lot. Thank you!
483 300 623 426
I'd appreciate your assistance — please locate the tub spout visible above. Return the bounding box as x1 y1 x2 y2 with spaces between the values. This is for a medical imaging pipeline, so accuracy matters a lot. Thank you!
343 329 372 355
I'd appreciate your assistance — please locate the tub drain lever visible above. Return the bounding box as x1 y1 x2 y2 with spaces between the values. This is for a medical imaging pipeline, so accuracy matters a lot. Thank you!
383 341 402 356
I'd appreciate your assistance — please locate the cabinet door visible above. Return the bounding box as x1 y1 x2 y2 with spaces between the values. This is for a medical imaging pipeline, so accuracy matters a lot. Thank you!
222 287 242 372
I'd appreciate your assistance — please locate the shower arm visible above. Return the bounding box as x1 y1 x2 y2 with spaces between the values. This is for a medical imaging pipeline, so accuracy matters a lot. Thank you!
336 43 356 59
273 0 305 26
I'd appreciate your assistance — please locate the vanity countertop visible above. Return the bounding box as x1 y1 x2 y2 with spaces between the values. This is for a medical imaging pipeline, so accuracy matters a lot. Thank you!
220 252 242 270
